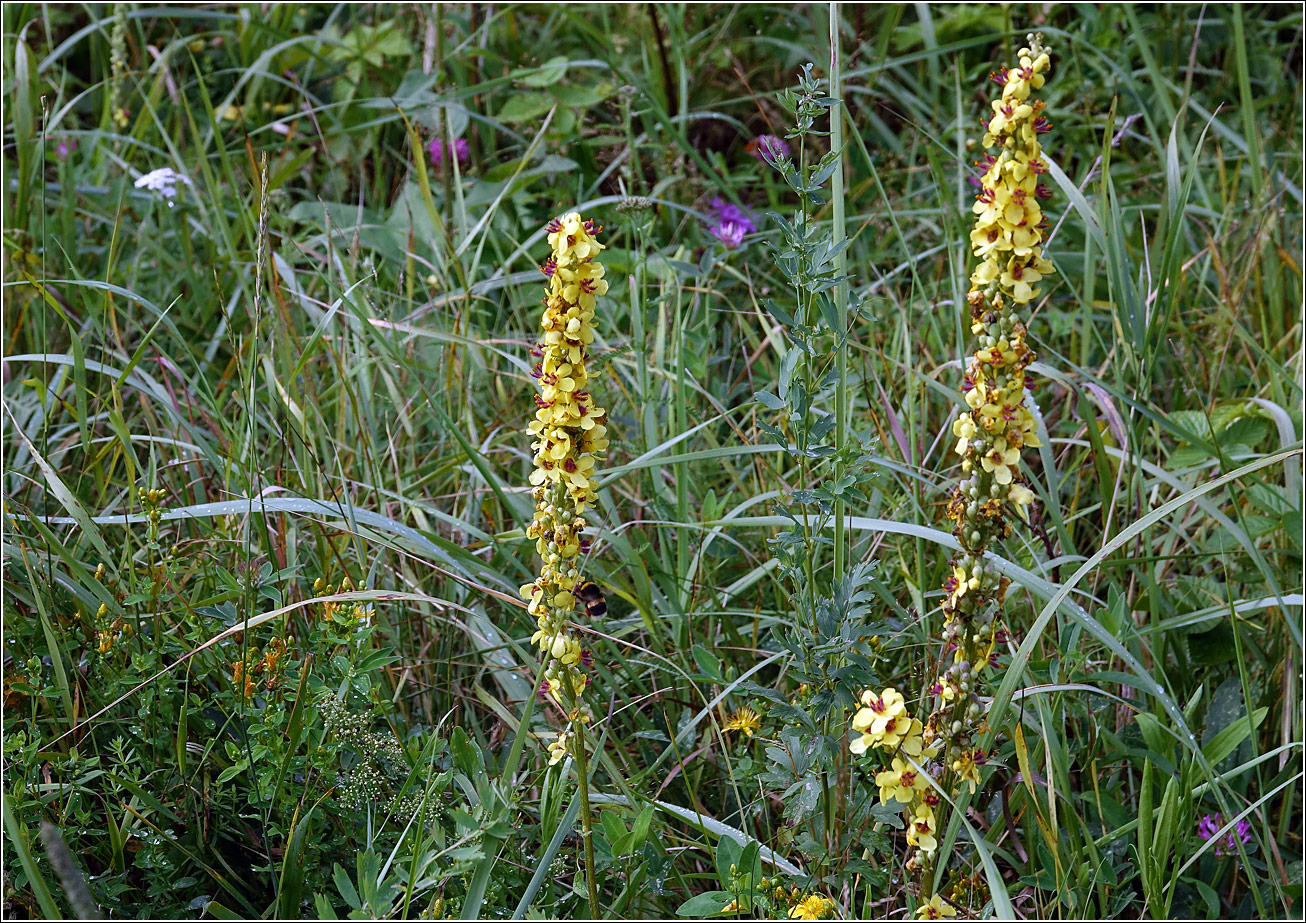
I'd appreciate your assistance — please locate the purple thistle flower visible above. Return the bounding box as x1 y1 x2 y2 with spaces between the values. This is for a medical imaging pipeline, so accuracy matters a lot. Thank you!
747 133 789 162
428 137 470 169
1197 813 1253 857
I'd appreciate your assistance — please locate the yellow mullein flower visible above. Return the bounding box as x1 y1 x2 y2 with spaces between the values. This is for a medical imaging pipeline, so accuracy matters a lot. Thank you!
952 750 982 794
917 894 958 920
855 687 907 736
849 728 876 755
875 757 930 805
877 715 917 752
1008 483 1035 518
548 731 571 766
524 212 610 743
932 676 958 702
979 437 1021 485
999 254 1045 303
789 894 835 920
952 413 977 457
897 720 938 760
545 672 588 706
905 801 939 854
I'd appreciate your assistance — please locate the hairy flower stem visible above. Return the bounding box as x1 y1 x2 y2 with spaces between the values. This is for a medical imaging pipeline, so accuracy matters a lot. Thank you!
570 711 601 916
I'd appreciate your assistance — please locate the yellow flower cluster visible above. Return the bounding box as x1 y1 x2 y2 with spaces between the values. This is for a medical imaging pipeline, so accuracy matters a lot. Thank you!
548 730 571 766
938 31 1053 737
849 688 943 860
519 213 609 747
952 37 1053 527
850 687 931 756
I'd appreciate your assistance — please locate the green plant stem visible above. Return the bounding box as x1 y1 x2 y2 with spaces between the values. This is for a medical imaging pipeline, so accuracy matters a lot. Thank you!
571 716 601 917
829 1 847 587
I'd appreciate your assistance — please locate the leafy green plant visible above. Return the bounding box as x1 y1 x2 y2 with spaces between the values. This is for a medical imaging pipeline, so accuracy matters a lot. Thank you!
2 4 1300 920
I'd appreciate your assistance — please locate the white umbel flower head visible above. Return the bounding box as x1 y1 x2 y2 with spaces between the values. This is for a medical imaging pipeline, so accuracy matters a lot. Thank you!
133 167 192 206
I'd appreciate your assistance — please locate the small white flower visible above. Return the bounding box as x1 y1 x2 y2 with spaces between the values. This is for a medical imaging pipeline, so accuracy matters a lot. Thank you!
133 167 192 206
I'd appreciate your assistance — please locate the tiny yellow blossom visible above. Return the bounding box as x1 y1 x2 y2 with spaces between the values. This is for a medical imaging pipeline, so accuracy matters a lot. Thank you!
952 750 982 794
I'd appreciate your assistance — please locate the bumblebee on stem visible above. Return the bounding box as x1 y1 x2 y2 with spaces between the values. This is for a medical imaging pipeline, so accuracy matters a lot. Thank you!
573 581 606 619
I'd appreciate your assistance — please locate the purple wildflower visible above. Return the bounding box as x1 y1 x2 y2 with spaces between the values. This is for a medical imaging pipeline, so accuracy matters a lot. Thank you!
1197 813 1253 857
747 133 790 162
428 137 470 169
704 197 755 249
55 137 75 160
710 221 748 249
708 197 757 233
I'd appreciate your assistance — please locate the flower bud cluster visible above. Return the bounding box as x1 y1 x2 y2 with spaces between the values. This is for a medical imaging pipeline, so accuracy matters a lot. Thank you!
519 213 610 745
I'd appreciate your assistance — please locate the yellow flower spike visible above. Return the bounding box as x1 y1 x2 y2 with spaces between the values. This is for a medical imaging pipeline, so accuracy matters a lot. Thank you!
848 37 1055 882
527 213 609 689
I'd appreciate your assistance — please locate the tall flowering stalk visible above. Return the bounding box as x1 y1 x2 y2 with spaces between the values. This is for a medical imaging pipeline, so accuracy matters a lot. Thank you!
936 31 1052 794
849 35 1054 921
519 211 609 914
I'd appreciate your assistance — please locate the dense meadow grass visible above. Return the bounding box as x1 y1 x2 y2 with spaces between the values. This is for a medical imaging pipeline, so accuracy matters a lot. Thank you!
2 3 1303 920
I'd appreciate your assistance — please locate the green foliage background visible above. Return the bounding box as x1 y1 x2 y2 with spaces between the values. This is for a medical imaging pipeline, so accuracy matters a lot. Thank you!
2 3 1302 919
